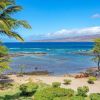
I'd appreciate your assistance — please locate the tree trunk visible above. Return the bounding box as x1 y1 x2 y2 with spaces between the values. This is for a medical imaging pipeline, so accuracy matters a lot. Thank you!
97 61 100 71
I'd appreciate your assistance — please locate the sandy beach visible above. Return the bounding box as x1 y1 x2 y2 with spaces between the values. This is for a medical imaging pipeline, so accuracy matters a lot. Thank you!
8 74 100 94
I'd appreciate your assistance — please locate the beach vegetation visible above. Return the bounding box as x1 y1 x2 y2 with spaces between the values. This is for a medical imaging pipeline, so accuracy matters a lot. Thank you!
0 45 8 57
0 82 13 89
0 42 10 78
92 38 100 71
0 82 99 100
20 81 38 96
53 96 85 100
53 96 71 100
52 82 61 88
89 93 100 100
71 96 85 100
77 86 89 97
63 79 72 85
87 79 94 84
34 87 74 100
37 82 50 91
87 76 97 84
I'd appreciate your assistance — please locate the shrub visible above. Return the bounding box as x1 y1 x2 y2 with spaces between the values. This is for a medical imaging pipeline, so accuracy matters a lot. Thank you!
71 96 85 100
0 82 13 89
87 76 97 84
0 46 8 57
4 93 20 100
54 96 71 100
77 86 89 97
20 82 38 96
64 79 72 85
87 79 94 84
52 82 61 88
37 82 50 91
54 96 85 100
89 76 97 81
34 87 74 100
89 93 100 100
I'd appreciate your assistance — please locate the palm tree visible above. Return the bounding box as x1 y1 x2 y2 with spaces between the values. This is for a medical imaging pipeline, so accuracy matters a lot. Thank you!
0 0 31 41
92 38 100 71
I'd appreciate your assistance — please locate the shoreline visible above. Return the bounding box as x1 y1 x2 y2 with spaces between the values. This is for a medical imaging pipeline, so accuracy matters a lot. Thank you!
1 67 100 94
5 66 98 76
6 73 100 94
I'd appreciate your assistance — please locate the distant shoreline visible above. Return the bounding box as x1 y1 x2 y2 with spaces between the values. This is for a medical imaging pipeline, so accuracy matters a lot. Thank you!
3 41 94 43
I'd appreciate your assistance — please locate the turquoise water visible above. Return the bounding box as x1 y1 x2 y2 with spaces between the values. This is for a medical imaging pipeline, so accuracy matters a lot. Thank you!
4 42 96 75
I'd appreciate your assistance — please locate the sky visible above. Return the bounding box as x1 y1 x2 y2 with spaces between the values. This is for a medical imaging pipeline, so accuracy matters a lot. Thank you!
2 0 100 42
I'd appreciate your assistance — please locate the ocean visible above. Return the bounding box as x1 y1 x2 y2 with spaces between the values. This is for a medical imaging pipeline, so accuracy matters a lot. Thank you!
4 42 96 75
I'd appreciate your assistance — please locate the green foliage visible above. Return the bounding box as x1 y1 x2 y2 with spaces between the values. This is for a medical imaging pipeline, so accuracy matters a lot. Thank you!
0 45 10 75
77 86 89 97
64 79 72 85
0 82 99 100
0 83 34 100
37 82 51 91
89 93 100 100
52 82 61 88
54 96 84 100
87 76 97 84
92 38 100 70
0 0 31 41
20 82 38 96
93 38 100 53
0 46 8 57
34 87 74 100
71 96 85 100
87 79 94 84
89 76 97 81
54 96 71 100
0 82 13 89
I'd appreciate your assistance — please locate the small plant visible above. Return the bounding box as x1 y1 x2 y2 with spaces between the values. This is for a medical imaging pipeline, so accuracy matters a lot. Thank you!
87 76 97 84
52 82 61 88
34 87 74 100
87 79 94 84
71 96 85 100
53 96 70 100
0 82 13 89
89 93 100 100
20 82 38 96
64 79 72 85
77 86 89 97
88 76 97 81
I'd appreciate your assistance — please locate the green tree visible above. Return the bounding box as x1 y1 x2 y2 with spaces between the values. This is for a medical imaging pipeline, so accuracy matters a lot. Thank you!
0 0 31 76
92 38 100 71
0 0 31 41
0 42 10 77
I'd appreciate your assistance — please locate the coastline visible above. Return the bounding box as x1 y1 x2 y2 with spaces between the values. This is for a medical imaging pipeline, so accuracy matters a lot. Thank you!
6 72 100 94
2 42 100 94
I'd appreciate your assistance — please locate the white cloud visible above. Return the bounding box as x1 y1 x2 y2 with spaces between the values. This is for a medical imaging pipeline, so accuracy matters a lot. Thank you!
44 26 100 38
91 13 100 18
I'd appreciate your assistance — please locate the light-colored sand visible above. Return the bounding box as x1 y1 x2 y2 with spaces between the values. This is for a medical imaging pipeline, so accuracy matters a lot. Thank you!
8 75 100 94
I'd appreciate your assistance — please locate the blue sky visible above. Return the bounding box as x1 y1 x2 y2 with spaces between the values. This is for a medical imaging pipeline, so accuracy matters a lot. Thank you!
2 0 100 42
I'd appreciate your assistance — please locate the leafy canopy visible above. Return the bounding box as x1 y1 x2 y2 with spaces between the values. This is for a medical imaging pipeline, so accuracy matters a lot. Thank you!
93 38 100 54
0 0 31 41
